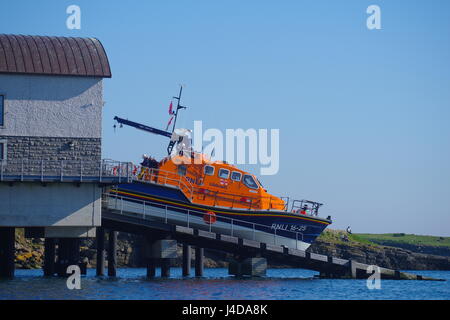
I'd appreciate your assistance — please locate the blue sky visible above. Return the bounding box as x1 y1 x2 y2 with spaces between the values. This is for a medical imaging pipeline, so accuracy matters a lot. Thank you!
1 0 449 235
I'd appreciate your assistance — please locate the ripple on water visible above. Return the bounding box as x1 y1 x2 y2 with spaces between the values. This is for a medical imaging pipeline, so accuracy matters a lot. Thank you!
0 268 449 300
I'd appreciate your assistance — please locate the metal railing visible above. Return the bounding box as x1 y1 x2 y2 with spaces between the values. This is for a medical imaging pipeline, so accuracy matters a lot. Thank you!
134 166 194 200
133 166 323 218
0 159 134 182
103 192 306 250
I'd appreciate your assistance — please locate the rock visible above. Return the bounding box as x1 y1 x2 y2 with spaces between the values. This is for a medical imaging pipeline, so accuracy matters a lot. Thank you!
12 228 450 271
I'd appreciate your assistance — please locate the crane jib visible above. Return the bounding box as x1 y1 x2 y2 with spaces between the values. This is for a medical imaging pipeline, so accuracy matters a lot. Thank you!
114 116 172 138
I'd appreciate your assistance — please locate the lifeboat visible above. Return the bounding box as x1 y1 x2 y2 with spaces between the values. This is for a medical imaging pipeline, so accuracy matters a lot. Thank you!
110 88 332 250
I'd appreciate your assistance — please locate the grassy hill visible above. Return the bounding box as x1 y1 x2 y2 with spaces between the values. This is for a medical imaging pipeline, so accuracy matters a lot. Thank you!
356 233 450 248
316 230 450 249
309 229 450 270
316 231 450 258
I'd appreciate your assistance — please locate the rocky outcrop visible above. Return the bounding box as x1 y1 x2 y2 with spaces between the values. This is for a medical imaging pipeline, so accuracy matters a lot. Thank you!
14 229 44 269
308 230 450 270
357 240 450 257
13 229 450 271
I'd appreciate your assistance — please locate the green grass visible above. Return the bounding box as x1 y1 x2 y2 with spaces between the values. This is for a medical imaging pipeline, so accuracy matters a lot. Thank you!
317 229 379 247
356 233 450 248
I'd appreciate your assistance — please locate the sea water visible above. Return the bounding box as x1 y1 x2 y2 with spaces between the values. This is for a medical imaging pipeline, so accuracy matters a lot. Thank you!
0 268 449 300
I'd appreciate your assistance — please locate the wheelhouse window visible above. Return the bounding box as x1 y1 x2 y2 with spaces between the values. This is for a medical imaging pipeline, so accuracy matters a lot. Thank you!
177 165 187 176
204 165 214 176
218 168 229 179
231 171 242 182
0 95 4 126
243 174 259 189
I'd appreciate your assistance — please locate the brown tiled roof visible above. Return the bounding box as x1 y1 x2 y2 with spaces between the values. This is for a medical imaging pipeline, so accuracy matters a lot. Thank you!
0 34 111 78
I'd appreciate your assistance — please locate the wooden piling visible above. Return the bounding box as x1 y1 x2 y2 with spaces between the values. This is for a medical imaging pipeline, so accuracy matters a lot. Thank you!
195 247 204 277
182 244 191 276
56 238 80 277
108 230 117 277
161 259 171 277
96 227 105 276
147 258 156 278
43 238 56 276
0 227 15 279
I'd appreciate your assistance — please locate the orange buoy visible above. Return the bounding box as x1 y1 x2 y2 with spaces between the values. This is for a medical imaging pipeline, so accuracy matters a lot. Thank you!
203 211 217 224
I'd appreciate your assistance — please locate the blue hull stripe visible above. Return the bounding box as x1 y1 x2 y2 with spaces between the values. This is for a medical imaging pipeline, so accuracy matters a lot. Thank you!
114 182 330 244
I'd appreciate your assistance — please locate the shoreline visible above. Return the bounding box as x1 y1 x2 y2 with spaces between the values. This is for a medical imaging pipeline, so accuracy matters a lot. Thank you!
13 229 450 271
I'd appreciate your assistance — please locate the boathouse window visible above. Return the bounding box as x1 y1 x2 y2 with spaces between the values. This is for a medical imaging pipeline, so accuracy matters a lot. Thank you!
218 168 229 179
231 171 241 182
243 174 258 189
204 165 214 176
0 95 4 126
177 165 187 176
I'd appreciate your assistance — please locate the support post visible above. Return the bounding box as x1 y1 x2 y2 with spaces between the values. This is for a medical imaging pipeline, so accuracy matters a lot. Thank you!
43 238 56 276
320 255 333 278
147 258 156 278
56 238 67 277
161 259 171 278
182 244 191 276
195 247 204 277
108 230 117 277
56 238 80 277
96 227 105 276
229 258 267 277
144 235 156 278
0 227 15 279
349 260 357 279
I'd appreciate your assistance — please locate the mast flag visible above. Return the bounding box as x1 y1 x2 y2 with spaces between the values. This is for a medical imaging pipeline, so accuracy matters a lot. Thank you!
166 115 174 131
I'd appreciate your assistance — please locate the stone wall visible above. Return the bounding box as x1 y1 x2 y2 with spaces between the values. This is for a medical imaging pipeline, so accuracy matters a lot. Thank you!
1 136 101 176
4 136 101 161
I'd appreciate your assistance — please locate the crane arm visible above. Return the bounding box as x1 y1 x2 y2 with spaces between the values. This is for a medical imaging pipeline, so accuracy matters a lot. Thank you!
114 116 172 138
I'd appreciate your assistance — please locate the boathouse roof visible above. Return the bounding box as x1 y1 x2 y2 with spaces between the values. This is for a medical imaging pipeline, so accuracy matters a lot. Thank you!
0 34 111 78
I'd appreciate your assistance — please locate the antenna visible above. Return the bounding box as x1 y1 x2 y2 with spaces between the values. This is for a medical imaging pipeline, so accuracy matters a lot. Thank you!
170 85 187 133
